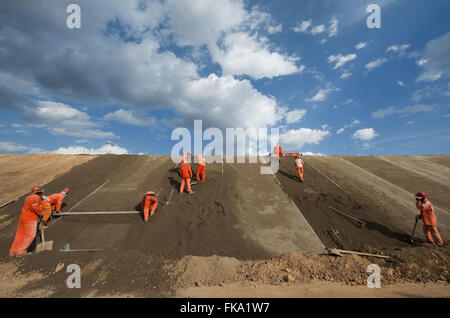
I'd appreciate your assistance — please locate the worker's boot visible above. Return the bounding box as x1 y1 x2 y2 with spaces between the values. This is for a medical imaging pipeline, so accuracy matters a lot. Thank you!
189 191 195 195
15 252 32 258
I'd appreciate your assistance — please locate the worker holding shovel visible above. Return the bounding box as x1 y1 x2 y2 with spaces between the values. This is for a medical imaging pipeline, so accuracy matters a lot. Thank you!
9 185 46 257
415 192 443 246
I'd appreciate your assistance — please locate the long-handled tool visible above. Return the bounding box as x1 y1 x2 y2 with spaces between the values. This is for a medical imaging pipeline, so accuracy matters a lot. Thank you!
409 217 419 244
60 243 103 252
328 206 366 227
36 224 53 253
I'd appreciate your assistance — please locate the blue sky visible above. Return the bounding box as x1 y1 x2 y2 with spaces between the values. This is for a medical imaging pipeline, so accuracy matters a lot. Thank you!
0 0 449 156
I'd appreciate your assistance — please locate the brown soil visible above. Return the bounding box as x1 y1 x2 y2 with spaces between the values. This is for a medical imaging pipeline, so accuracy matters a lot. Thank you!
0 154 94 207
0 155 449 297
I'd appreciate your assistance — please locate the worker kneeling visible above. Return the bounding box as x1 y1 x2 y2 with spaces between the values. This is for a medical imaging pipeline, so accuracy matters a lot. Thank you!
48 188 70 214
9 185 50 257
141 191 158 223
179 159 194 195
294 155 304 182
415 192 443 246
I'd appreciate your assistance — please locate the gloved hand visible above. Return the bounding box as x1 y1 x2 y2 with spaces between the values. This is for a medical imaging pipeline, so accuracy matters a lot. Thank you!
415 215 422 221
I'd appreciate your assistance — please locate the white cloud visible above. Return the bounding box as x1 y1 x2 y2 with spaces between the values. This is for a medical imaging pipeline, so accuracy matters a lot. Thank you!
336 119 360 134
302 152 326 156
328 18 339 37
53 144 129 155
293 20 312 33
0 141 43 154
416 31 450 82
397 80 405 87
365 57 389 71
267 24 282 34
387 43 410 53
328 54 357 69
340 71 352 79
104 109 156 126
353 128 379 141
311 25 326 35
284 109 307 124
372 104 436 118
279 128 330 151
355 42 368 50
213 32 300 79
22 101 117 139
306 87 338 102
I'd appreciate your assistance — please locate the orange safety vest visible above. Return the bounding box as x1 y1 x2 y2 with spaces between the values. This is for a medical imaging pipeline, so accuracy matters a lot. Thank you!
180 162 192 179
20 193 45 222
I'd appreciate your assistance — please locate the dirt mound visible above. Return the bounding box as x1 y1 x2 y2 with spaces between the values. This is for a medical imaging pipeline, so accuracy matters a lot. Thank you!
167 255 240 287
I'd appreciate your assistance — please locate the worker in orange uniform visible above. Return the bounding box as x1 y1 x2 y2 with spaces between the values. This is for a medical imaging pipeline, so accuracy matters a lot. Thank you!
196 154 206 182
9 185 46 257
48 188 70 214
273 143 282 163
415 192 443 246
294 154 304 182
141 191 158 223
179 159 194 194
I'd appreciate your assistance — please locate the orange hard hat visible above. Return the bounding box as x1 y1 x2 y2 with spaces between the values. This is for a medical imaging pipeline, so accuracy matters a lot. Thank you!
63 188 70 193
31 185 43 194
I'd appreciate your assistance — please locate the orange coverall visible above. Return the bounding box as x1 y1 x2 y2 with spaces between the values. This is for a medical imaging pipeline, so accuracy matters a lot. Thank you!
196 154 206 181
416 199 443 246
295 158 304 182
274 145 282 162
180 161 193 193
141 191 158 221
9 194 45 256
48 192 65 212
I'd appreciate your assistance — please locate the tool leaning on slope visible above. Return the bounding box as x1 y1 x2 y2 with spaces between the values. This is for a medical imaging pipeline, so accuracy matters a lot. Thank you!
9 185 49 257
414 192 443 246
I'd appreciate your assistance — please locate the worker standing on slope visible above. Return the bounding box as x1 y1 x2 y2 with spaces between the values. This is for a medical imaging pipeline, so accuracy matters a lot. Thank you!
9 185 46 257
294 154 304 182
415 192 443 246
196 154 206 182
141 191 158 223
48 188 70 214
179 159 194 195
273 143 282 163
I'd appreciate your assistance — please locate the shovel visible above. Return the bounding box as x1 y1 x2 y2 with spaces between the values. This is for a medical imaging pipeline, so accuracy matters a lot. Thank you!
36 224 53 253
409 217 419 244
60 243 103 252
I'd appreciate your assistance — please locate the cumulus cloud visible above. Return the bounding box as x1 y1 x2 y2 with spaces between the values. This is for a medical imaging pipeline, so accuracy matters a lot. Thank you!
328 54 357 69
279 128 330 151
53 143 129 155
372 104 436 118
311 25 326 35
267 24 282 34
416 32 450 82
387 43 411 53
0 141 43 154
340 71 352 79
336 119 360 134
293 20 312 33
284 109 307 124
353 128 378 141
397 80 405 87
213 32 300 79
365 57 389 71
104 109 156 126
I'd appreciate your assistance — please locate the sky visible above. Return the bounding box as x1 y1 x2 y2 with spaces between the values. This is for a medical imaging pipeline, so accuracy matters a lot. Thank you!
0 0 449 156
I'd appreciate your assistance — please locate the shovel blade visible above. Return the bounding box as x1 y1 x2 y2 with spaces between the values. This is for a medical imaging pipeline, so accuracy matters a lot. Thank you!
36 240 54 253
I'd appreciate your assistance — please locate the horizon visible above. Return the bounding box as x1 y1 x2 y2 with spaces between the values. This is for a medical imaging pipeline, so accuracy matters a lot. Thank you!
0 0 449 156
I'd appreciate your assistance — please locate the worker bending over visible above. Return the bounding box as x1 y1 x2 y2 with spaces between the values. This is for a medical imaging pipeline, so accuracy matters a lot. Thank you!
196 154 206 182
273 143 282 163
179 159 194 194
141 191 158 223
9 185 48 257
294 154 304 182
48 188 70 214
415 192 443 246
